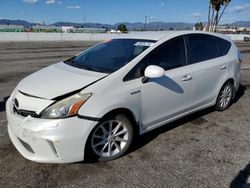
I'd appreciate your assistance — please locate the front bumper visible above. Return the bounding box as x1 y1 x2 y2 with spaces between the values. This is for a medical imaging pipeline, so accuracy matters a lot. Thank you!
6 98 98 163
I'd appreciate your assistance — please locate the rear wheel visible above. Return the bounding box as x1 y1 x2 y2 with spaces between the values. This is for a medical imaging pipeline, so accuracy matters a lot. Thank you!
215 82 234 111
87 114 133 161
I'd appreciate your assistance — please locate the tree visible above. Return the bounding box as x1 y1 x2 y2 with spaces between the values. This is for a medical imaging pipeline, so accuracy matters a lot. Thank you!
207 0 231 32
117 24 128 33
195 22 204 31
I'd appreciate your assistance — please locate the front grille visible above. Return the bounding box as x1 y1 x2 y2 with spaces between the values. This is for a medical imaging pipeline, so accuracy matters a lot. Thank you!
18 137 34 154
13 106 40 118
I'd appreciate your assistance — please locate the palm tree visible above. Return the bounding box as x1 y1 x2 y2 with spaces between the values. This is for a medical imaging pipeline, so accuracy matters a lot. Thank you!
207 0 231 32
207 2 211 31
216 0 231 27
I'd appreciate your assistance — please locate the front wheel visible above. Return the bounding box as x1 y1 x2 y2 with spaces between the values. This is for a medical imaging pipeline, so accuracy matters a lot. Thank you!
215 82 234 111
87 114 133 162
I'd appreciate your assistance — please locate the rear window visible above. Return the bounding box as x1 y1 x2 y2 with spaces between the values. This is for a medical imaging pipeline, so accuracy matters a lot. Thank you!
188 34 219 64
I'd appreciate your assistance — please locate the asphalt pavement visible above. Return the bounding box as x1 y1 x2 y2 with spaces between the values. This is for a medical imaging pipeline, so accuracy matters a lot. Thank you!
0 41 249 188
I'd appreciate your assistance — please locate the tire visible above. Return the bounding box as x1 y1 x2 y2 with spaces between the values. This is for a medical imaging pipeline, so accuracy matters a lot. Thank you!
215 82 234 111
86 114 134 162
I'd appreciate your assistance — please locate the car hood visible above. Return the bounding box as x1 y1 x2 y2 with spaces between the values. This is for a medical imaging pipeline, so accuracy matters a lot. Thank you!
17 62 107 100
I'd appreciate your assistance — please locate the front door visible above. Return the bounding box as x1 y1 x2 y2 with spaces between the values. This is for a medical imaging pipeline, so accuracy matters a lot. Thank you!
140 36 192 128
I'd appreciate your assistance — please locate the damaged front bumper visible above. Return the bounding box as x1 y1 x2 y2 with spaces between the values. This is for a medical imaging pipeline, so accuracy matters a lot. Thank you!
6 97 98 163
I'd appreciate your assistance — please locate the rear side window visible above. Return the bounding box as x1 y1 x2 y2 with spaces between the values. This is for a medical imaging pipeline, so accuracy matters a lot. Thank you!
215 37 231 56
188 34 219 64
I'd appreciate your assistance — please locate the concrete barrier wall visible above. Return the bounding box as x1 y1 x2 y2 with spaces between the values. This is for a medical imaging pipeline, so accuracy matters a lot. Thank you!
0 32 129 42
0 32 249 42
226 34 249 41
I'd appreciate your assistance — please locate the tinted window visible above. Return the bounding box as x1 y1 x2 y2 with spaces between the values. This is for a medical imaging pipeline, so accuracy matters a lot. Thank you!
124 37 186 81
64 39 156 74
147 37 186 70
215 37 231 56
188 34 219 64
123 61 146 81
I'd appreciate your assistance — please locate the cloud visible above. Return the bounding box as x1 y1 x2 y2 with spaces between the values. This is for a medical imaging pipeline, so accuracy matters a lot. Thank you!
66 5 81 9
191 12 201 20
22 0 38 4
57 1 62 4
160 2 165 8
230 4 250 13
46 0 56 4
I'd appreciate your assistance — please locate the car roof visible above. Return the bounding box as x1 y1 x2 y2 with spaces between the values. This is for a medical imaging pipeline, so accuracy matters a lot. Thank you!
114 30 231 42
115 31 176 41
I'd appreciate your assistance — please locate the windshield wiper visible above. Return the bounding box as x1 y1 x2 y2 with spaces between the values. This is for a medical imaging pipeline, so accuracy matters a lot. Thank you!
64 57 110 73
76 64 96 71
64 57 89 69
64 56 77 64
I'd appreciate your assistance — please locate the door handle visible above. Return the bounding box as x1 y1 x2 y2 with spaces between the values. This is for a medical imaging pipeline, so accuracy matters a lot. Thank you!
182 75 192 81
220 64 227 70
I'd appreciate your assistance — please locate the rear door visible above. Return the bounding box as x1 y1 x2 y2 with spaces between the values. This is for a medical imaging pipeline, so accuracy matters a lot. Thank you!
186 34 228 108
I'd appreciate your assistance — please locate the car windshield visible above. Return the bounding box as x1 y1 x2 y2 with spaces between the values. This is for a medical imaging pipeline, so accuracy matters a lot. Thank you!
64 39 156 73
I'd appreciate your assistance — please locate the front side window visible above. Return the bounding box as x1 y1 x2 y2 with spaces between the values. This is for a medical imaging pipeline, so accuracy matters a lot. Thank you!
146 36 186 70
188 34 219 64
64 39 155 74
124 36 186 81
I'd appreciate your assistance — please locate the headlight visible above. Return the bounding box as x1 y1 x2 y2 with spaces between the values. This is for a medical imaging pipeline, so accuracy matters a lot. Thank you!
41 92 92 119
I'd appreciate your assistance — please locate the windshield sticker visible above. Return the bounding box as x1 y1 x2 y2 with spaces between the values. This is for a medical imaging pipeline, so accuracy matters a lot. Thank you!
134 42 155 47
102 39 113 43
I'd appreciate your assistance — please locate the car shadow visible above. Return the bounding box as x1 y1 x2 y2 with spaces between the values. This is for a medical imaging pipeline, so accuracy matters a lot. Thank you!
149 76 184 94
0 96 10 112
233 84 246 103
128 84 246 156
128 107 214 154
230 163 250 188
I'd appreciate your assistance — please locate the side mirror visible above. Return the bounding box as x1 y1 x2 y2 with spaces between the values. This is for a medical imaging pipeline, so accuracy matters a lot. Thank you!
144 65 165 78
142 65 165 83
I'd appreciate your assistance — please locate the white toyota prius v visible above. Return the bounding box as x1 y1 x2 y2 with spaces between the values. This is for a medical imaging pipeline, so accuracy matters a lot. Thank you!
6 31 241 163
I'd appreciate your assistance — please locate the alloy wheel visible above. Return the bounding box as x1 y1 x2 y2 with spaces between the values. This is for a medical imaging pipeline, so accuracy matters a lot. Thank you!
91 120 129 158
218 84 233 109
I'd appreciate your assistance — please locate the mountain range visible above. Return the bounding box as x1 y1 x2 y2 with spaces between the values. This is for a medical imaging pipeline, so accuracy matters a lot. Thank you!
0 19 250 30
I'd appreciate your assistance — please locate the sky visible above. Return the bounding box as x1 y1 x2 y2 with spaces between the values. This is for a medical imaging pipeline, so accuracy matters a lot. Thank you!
0 0 249 24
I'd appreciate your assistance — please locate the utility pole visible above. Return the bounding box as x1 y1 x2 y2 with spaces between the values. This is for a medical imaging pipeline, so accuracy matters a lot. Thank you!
144 16 147 31
83 14 86 28
148 17 151 31
42 20 45 30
